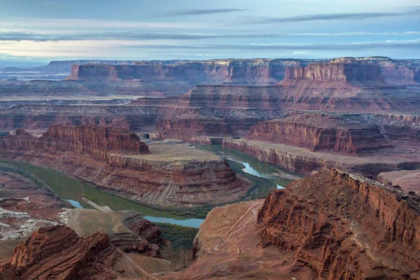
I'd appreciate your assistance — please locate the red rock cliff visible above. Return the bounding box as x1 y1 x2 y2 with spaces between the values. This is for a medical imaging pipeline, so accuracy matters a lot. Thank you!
0 226 119 280
283 62 385 86
258 169 420 279
0 125 149 159
246 113 390 154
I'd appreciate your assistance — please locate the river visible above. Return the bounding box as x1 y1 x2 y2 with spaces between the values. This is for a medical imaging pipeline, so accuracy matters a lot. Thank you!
0 145 300 229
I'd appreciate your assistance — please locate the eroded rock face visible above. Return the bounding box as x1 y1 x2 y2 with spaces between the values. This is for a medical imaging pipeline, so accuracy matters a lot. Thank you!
66 59 304 85
0 125 149 160
42 125 150 155
0 226 119 280
279 61 420 113
246 113 390 154
258 169 420 279
157 117 234 141
284 62 385 86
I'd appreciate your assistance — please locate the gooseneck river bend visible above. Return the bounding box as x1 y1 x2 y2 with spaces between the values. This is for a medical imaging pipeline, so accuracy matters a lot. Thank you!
0 145 301 228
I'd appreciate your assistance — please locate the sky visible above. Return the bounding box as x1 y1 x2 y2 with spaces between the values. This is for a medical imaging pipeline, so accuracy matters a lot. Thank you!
0 0 419 64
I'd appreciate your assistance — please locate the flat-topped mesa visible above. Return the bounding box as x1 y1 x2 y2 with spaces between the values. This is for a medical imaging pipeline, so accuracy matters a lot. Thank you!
0 125 149 160
42 125 150 156
330 57 420 86
65 59 305 85
246 113 391 155
282 61 386 87
258 169 420 279
278 59 420 113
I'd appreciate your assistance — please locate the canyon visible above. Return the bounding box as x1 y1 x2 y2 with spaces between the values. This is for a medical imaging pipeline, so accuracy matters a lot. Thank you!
0 125 252 209
0 55 419 279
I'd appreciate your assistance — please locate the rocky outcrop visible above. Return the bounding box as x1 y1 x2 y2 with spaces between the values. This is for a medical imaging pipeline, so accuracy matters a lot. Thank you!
42 125 150 155
0 125 149 160
284 61 385 86
246 113 391 154
335 57 420 86
0 226 120 280
258 169 420 279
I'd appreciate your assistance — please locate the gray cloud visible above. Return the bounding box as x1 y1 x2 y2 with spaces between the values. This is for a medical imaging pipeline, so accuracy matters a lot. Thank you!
162 9 247 17
1 31 419 42
248 7 420 24
123 40 420 51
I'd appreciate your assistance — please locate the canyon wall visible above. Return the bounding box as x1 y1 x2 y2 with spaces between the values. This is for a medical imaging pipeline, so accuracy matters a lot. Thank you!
246 113 390 154
157 117 234 141
283 62 385 86
0 125 149 160
222 138 420 176
258 169 420 279
279 60 420 113
66 59 305 85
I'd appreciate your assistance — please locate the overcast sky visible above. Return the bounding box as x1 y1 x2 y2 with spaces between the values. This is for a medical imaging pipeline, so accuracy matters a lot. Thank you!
0 0 419 62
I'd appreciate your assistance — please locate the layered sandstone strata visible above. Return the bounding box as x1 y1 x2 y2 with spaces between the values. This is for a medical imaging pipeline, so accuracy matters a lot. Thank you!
0 125 149 159
332 57 420 86
166 169 420 279
0 226 120 280
66 59 304 85
0 127 251 208
246 113 390 154
279 61 420 113
180 85 282 109
258 169 420 279
156 117 233 141
222 138 420 176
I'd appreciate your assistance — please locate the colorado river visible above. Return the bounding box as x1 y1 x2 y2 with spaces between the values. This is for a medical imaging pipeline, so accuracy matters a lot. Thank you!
0 146 301 229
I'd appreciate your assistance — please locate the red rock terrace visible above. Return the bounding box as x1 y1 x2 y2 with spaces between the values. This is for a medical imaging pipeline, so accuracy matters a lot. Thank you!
246 113 390 155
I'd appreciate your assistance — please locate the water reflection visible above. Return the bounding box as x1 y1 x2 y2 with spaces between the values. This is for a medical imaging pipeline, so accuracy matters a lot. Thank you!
196 145 301 190
0 159 204 228
66 200 83 209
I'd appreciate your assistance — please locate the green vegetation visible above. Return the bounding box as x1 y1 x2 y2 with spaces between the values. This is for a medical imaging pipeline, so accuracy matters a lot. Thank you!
156 223 198 250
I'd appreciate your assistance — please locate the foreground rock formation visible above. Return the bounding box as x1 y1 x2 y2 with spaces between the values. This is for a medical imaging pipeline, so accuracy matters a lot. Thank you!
0 226 120 280
258 169 420 279
0 126 252 209
162 169 420 279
